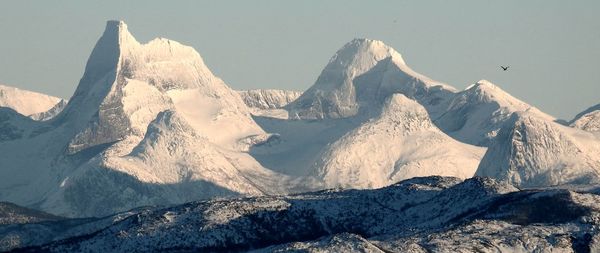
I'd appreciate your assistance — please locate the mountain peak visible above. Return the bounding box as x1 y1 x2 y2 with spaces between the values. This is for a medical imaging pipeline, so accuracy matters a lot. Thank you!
286 38 453 119
103 20 135 43
331 38 405 69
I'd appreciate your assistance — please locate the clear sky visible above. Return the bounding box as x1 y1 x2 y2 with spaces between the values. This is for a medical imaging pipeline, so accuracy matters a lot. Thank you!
0 0 598 120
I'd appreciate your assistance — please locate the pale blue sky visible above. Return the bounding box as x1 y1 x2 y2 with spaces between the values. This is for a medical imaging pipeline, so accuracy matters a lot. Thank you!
0 0 598 119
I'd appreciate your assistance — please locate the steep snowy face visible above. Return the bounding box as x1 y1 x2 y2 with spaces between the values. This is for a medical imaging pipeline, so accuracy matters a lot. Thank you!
286 38 455 120
42 110 266 217
435 80 555 146
313 94 485 188
0 84 64 118
238 89 301 110
476 112 600 187
60 20 260 154
570 104 600 132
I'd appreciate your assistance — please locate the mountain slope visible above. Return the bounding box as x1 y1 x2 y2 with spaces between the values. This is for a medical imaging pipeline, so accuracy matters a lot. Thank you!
251 39 479 186
285 38 455 120
570 104 600 132
312 94 484 188
434 80 555 146
7 176 600 253
28 99 68 121
0 202 62 225
476 112 600 187
238 89 301 119
238 89 301 110
0 21 276 217
0 84 64 119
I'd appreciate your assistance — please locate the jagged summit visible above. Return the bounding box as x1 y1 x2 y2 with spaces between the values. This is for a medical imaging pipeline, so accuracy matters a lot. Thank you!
287 38 454 120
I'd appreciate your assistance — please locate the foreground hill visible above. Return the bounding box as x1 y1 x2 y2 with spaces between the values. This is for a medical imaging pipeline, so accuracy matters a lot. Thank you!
3 176 599 252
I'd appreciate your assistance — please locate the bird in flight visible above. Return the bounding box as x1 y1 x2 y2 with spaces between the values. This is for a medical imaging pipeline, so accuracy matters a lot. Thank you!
501 66 509 71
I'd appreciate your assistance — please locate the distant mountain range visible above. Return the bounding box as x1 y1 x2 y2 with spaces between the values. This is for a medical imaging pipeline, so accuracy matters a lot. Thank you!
0 21 599 219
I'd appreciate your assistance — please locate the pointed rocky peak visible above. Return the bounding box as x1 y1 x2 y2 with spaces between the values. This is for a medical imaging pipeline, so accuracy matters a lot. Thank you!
58 20 258 154
78 21 137 84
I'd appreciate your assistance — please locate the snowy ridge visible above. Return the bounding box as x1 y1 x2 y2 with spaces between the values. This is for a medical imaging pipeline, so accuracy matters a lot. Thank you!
312 94 485 188
0 84 64 119
5 176 600 252
434 80 555 146
286 38 455 120
28 99 68 121
570 104 600 132
476 112 600 187
238 89 301 110
238 89 301 119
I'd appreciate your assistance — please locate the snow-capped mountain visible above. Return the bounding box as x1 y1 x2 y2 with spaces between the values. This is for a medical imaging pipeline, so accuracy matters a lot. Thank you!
0 84 65 120
434 80 555 146
1 20 599 220
476 112 600 187
570 104 600 132
286 38 456 120
0 21 282 217
251 39 484 189
312 94 484 188
5 176 600 252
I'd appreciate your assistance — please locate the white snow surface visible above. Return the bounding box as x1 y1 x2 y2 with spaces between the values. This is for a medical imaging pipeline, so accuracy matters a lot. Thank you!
434 80 555 146
238 89 301 110
313 94 485 188
476 111 600 187
286 38 455 120
238 89 302 119
0 84 65 119
570 104 600 132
